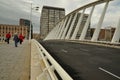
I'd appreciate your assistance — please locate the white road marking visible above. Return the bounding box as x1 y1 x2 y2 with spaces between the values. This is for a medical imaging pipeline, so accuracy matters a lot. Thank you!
61 49 68 53
80 48 89 52
99 67 120 79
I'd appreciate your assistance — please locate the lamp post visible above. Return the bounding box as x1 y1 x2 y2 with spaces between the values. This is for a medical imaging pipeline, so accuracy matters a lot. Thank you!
29 3 39 42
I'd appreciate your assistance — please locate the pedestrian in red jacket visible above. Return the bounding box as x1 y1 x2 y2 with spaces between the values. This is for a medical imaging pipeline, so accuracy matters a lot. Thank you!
6 32 11 44
18 33 24 44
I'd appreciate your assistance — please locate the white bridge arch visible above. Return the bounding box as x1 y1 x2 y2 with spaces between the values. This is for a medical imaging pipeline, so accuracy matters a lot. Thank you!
44 0 120 44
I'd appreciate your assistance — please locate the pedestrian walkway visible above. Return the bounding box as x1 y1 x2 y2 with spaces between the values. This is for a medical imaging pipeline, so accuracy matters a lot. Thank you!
0 40 30 80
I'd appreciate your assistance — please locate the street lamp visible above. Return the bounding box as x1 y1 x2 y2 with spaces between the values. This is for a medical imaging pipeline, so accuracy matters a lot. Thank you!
29 3 39 41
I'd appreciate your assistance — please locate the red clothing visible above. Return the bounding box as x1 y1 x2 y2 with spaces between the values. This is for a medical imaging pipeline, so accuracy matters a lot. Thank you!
19 34 24 41
6 33 11 38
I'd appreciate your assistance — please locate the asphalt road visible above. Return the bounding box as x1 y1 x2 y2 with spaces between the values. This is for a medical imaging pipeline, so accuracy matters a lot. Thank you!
39 40 120 80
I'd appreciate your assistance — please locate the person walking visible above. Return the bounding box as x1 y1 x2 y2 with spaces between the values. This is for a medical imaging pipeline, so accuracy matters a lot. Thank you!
6 32 11 44
18 33 24 44
13 33 19 47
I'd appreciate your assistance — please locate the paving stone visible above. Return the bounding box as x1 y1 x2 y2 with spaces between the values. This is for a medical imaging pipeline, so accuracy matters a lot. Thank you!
0 40 30 80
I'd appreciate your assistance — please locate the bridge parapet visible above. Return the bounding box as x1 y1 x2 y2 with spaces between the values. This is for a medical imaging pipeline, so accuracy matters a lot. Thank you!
44 0 120 44
31 39 73 80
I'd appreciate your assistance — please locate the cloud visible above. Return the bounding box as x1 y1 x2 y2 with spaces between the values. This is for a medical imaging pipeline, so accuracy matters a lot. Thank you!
0 0 120 33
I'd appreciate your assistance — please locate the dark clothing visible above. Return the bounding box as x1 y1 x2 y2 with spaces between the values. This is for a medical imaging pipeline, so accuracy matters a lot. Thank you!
6 38 10 44
19 39 22 44
13 34 19 47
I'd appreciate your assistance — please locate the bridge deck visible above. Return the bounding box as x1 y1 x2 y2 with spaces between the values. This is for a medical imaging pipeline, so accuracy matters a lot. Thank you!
40 40 120 80
0 40 30 80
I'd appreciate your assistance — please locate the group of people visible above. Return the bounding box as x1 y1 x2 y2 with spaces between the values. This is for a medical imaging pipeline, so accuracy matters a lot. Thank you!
5 32 24 47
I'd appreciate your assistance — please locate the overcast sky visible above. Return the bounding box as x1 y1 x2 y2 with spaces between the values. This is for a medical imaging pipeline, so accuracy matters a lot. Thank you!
0 0 120 33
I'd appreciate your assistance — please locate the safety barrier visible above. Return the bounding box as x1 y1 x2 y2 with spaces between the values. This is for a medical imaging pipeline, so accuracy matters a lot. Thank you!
31 39 73 80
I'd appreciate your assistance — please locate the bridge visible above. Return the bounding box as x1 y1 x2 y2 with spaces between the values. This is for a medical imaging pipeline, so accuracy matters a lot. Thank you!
0 0 120 80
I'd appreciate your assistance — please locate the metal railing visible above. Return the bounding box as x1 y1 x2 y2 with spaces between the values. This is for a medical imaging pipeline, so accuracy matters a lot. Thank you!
31 39 73 80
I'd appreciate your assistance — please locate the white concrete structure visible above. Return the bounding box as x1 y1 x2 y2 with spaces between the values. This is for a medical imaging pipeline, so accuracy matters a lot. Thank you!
61 15 73 39
31 39 73 80
45 0 120 44
91 1 109 41
111 18 120 43
79 5 95 40
65 13 78 39
71 9 86 40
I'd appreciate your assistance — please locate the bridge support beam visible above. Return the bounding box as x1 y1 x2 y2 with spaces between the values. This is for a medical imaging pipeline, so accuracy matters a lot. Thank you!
79 5 95 40
44 0 115 43
61 15 73 39
45 25 59 40
65 13 78 39
58 17 69 39
56 22 63 39
54 23 62 39
71 9 86 40
111 18 120 43
58 18 68 39
91 1 109 41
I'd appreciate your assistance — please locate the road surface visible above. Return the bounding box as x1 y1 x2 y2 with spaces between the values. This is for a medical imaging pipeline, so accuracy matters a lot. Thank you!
40 40 120 80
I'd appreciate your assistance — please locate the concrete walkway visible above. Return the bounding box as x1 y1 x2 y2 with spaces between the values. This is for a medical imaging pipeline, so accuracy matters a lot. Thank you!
0 40 30 80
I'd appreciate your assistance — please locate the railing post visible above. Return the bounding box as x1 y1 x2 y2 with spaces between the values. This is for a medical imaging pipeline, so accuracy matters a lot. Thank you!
111 18 120 43
65 13 78 39
79 5 95 40
61 15 73 39
71 9 86 40
91 1 109 41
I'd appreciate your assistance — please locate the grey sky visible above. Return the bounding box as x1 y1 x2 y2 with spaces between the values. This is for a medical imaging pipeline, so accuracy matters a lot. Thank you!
0 0 120 33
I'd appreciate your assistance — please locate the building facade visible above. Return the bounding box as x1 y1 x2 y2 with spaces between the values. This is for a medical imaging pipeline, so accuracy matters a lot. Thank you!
40 6 65 39
19 18 33 39
0 24 28 40
90 27 115 41
33 33 41 40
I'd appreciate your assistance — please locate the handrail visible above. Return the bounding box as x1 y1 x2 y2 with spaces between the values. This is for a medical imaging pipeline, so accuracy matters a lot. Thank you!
31 39 73 80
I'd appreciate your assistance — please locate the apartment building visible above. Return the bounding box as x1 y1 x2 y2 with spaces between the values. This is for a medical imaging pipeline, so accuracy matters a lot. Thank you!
40 6 65 39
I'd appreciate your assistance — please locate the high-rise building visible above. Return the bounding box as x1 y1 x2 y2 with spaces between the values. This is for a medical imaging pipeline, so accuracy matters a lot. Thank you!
40 6 65 39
